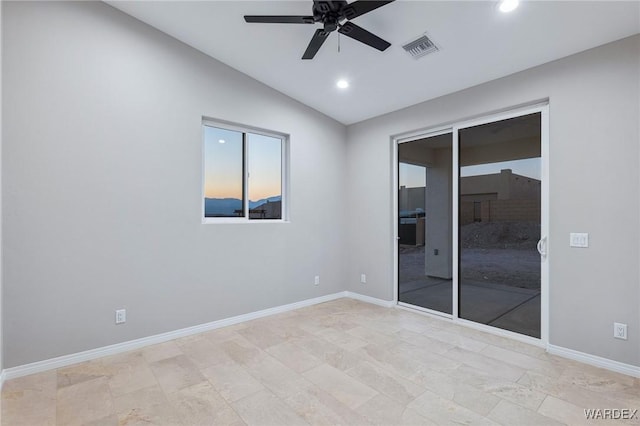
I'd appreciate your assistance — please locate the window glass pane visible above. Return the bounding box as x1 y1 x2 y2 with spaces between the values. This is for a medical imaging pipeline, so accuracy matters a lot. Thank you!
398 133 453 315
247 133 282 220
203 126 244 217
458 112 541 338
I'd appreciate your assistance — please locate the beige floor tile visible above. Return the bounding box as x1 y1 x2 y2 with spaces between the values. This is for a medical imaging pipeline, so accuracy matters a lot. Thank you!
265 342 323 373
283 384 370 426
424 327 490 352
56 376 114 426
294 335 364 371
457 365 547 411
393 328 455 354
139 340 183 364
116 402 185 426
232 389 309 426
407 390 499 425
444 347 525 381
263 319 314 341
149 354 207 394
220 337 267 365
489 399 563 426
455 327 546 358
452 383 501 416
560 365 638 393
517 370 565 397
537 395 590 425
178 336 232 369
3 370 57 393
103 351 159 397
480 344 563 378
303 364 378 409
201 360 265 403
407 366 459 399
201 325 245 343
354 344 428 382
355 393 437 426
112 384 169 414
345 360 426 405
316 328 370 351
83 414 119 426
57 360 109 388
237 324 288 349
347 326 397 347
167 381 246 426
2 371 57 426
243 354 312 399
392 341 461 371
554 382 640 415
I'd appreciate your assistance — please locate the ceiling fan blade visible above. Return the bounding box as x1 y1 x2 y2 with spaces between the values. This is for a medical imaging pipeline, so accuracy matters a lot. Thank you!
338 21 390 51
302 29 331 60
244 15 315 24
342 1 395 20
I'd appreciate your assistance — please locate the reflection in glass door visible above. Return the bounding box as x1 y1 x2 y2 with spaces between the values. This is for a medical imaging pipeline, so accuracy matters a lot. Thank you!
398 133 453 314
458 113 542 338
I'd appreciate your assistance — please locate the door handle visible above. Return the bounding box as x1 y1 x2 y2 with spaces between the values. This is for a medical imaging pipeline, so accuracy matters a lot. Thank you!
537 237 547 258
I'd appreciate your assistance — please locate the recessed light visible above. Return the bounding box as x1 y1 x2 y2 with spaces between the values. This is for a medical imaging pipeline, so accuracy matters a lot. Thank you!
336 79 349 89
498 0 519 13
499 0 519 12
218 139 226 144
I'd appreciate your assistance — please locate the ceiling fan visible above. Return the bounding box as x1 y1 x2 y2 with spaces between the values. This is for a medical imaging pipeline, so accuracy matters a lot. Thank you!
244 1 395 60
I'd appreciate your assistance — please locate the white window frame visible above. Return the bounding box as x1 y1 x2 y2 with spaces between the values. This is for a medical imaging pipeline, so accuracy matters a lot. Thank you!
202 118 289 224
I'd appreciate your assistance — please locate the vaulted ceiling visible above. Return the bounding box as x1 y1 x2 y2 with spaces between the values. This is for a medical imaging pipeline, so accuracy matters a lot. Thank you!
107 1 640 125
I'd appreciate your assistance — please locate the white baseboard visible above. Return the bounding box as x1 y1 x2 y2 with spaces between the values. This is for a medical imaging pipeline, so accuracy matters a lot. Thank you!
2 291 346 381
4 292 638 382
345 291 395 308
547 344 640 378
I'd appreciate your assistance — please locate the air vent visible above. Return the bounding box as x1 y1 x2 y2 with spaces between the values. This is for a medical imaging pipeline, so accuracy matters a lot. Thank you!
402 34 439 59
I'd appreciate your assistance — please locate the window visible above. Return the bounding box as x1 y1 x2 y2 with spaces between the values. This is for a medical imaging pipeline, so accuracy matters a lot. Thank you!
203 120 286 222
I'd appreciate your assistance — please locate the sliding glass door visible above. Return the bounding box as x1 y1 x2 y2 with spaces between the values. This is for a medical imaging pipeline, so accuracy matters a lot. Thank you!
398 133 453 314
458 113 542 338
396 107 546 340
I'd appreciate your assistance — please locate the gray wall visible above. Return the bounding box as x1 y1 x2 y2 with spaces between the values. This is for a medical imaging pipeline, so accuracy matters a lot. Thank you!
2 1 347 367
346 35 640 366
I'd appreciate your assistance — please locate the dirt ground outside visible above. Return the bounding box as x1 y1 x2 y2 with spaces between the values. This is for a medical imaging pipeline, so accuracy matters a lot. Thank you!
400 222 541 289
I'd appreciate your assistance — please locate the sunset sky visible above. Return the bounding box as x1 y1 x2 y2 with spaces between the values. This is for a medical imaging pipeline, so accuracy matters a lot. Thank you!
204 126 282 201
400 158 541 189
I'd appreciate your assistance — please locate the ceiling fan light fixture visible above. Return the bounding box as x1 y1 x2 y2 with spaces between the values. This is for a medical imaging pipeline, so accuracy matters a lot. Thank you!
336 79 350 89
498 0 519 13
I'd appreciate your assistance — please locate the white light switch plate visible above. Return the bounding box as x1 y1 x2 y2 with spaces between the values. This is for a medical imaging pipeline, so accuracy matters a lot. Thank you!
570 233 589 248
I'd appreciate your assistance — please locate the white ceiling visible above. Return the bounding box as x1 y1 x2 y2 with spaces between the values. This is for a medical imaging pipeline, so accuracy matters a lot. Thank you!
107 1 640 125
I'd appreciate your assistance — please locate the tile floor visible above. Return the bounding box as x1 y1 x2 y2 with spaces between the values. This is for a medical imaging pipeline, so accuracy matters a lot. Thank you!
2 298 639 425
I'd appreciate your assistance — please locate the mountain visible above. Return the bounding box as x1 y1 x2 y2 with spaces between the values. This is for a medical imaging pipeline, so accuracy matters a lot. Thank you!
249 195 281 209
205 195 281 217
204 198 242 217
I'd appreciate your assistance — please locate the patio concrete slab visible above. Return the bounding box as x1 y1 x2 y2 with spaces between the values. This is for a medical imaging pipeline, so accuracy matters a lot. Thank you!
489 294 541 338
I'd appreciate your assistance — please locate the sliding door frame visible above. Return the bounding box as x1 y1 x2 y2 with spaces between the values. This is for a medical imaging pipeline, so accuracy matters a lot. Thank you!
394 126 454 318
392 102 550 346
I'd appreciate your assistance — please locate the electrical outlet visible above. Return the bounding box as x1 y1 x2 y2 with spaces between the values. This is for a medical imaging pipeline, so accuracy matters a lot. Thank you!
314 275 320 286
360 274 367 284
115 309 126 325
614 322 627 340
